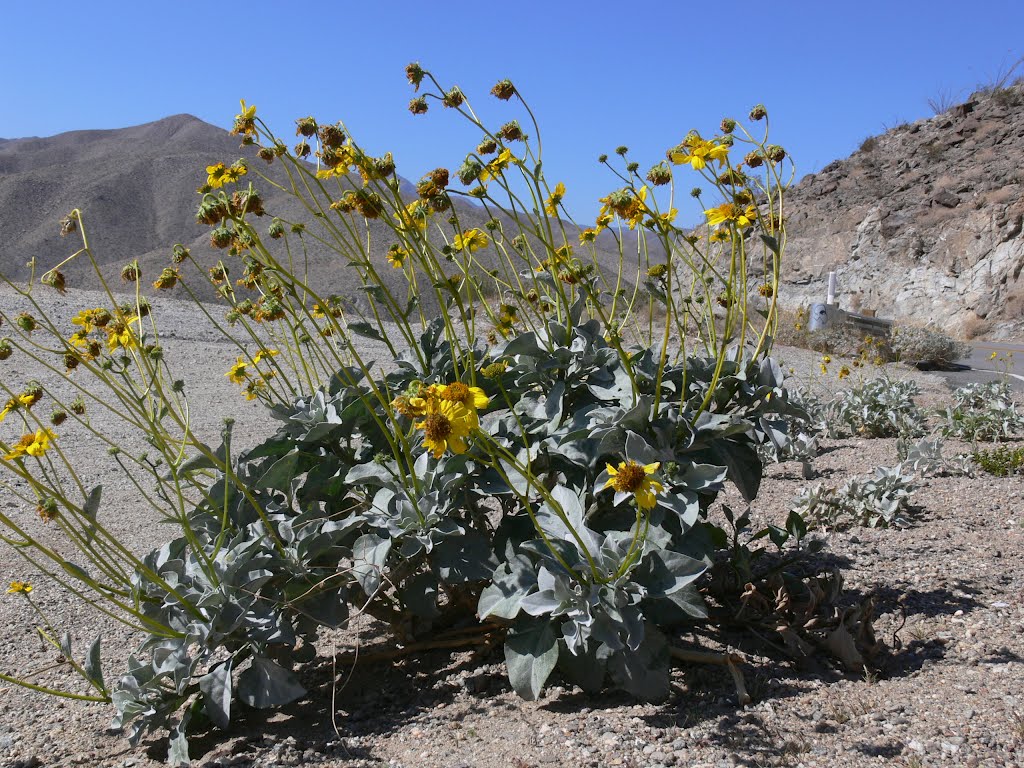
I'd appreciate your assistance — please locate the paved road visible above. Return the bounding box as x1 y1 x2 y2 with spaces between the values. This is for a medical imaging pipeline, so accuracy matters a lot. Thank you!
929 340 1024 392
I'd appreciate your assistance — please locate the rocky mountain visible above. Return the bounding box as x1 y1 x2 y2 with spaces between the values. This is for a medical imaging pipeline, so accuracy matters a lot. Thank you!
0 114 637 308
781 83 1024 339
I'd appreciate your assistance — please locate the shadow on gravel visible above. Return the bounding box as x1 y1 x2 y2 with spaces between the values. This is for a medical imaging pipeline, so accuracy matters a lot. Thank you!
871 583 984 619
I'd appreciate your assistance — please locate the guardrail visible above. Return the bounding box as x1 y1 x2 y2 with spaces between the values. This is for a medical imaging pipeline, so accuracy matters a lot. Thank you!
808 303 893 336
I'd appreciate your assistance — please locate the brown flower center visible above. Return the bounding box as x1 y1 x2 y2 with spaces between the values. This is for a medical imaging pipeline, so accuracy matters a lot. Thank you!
423 413 452 441
440 382 471 404
612 462 646 493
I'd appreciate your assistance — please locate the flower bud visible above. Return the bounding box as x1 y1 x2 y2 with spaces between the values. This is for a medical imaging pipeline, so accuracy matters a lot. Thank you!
720 118 737 134
171 244 190 264
646 163 672 186
615 145 629 156
70 396 86 415
268 219 285 239
409 97 428 115
0 339 11 360
51 409 67 426
257 147 275 164
16 313 37 333
749 104 767 121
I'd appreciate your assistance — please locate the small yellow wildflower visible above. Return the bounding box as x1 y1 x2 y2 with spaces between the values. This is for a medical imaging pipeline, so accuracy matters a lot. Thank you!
6 581 32 595
4 429 56 460
579 228 598 244
822 355 832 365
669 136 729 171
603 460 664 511
226 357 249 384
704 202 757 229
415 400 474 459
387 245 409 268
104 317 139 351
480 148 515 182
544 182 566 216
0 398 19 423
452 229 489 253
206 162 228 188
253 349 279 364
838 365 851 380
709 228 731 243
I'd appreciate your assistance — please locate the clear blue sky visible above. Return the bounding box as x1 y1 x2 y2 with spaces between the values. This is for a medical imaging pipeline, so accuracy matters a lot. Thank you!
4 1 1024 222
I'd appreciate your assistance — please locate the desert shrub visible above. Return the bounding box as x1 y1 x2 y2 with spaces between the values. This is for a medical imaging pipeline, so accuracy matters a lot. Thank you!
972 444 1024 476
939 381 1024 442
832 376 925 438
889 323 970 367
793 465 916 529
859 136 878 153
896 436 974 477
0 69 886 763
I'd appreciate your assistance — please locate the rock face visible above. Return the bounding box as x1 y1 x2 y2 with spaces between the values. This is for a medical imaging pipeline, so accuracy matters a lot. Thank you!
781 85 1024 339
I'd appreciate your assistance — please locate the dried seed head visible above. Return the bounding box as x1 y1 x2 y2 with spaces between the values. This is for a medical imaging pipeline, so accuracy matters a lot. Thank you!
491 79 516 100
42 269 66 293
295 116 317 137
405 62 425 90
409 97 428 115
59 213 77 237
442 87 465 108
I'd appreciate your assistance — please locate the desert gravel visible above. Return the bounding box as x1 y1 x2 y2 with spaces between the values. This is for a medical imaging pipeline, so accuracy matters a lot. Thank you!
1 286 1022 768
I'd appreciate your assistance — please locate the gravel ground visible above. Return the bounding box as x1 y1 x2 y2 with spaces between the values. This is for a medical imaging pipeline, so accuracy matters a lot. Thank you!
1 287 1022 768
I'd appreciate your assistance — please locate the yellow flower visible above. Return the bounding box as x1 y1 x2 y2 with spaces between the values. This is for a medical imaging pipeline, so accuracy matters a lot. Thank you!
544 182 566 216
415 400 474 459
434 381 489 412
387 245 409 268
253 349 279 364
226 357 249 384
704 202 756 229
6 581 32 595
653 208 678 228
452 229 489 253
603 460 664 511
579 228 598 244
990 351 998 360
822 355 832 365
394 200 430 232
222 162 247 184
709 228 731 243
0 398 18 423
206 162 228 189
480 148 515 182
594 212 614 233
4 429 56 460
105 317 139 351
670 136 730 171
71 308 110 333
244 379 268 401
838 365 851 380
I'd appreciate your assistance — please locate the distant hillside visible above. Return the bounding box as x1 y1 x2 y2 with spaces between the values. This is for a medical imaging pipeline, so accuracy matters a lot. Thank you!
0 114 644 309
781 84 1024 339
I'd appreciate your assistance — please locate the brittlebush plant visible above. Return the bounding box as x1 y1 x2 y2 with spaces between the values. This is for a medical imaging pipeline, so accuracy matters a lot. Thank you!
0 67 831 764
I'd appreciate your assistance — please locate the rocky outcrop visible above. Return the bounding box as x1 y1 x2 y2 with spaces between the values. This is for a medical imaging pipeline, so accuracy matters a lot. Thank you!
782 85 1024 339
